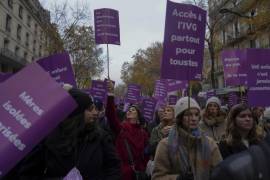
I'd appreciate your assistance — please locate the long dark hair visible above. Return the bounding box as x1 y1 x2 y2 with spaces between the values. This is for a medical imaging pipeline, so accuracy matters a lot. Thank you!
226 104 259 145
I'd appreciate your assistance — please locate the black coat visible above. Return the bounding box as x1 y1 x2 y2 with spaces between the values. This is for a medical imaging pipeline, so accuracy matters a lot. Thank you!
6 125 121 180
218 140 252 159
211 135 270 180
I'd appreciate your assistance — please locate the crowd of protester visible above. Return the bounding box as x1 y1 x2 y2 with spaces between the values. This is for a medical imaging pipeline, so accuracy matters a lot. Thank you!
3 80 270 180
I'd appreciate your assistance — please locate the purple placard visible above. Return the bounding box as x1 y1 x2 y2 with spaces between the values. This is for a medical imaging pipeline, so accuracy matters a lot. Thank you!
90 80 107 104
206 89 216 99
125 84 141 104
168 95 178 105
37 52 77 87
166 79 188 92
222 49 248 86
0 72 13 83
0 63 77 177
63 167 83 180
94 8 120 45
154 79 167 101
161 1 206 81
141 97 157 123
228 92 238 107
247 49 270 107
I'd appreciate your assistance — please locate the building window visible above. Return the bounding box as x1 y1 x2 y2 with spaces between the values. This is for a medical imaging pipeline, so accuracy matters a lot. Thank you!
8 0 13 9
5 14 12 32
34 24 38 35
19 5 23 19
222 29 226 44
15 46 20 56
250 39 256 48
24 52 28 59
4 38 10 49
27 15 31 27
17 24 22 40
25 33 29 47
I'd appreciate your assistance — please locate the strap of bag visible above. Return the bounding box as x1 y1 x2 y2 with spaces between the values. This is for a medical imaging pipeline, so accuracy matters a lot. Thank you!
124 139 136 170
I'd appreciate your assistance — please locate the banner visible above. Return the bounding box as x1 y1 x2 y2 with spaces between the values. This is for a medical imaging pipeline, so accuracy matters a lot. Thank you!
154 80 167 101
0 63 77 177
247 49 270 106
161 1 206 81
168 95 178 105
0 72 13 83
94 8 120 45
37 52 77 87
222 49 248 86
206 89 216 99
125 84 141 104
166 79 188 92
90 80 107 104
141 98 157 123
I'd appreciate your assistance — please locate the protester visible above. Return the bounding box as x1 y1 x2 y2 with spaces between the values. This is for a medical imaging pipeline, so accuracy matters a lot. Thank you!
149 105 174 156
152 97 222 180
199 96 227 142
210 133 270 180
147 105 174 177
14 86 121 179
218 104 261 159
252 106 265 124
106 81 149 180
260 107 270 135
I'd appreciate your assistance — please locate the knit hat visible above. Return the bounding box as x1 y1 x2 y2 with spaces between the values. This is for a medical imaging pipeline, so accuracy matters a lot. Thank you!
68 88 93 117
206 96 221 109
174 96 201 118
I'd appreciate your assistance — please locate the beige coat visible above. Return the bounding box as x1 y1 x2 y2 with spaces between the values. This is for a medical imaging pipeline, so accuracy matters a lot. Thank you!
152 128 222 180
199 112 227 142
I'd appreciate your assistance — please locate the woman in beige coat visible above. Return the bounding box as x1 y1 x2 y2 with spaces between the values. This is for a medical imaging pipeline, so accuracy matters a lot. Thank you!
152 97 222 180
199 97 226 142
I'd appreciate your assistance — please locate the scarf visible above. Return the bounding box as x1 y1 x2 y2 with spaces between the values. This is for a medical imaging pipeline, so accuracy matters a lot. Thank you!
168 126 212 180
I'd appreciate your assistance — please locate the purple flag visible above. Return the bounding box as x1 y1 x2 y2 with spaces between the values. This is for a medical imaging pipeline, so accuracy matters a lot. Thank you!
228 92 238 107
141 98 157 123
247 49 270 107
37 52 77 87
0 72 13 83
161 1 206 81
154 80 167 101
168 95 178 105
222 49 248 86
90 80 107 104
125 84 141 104
94 8 120 45
166 79 188 92
0 63 77 177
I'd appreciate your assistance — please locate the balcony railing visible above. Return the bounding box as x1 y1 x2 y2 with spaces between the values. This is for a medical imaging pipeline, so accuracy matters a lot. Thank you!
0 48 28 66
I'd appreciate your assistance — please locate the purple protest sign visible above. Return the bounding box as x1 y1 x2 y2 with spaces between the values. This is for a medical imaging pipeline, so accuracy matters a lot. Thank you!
0 63 77 177
166 79 188 92
247 49 270 107
141 98 157 122
222 49 248 86
206 89 216 99
154 80 167 101
94 8 120 45
90 80 107 104
228 92 238 107
37 52 77 87
125 84 141 104
168 95 178 105
161 1 206 81
0 72 13 83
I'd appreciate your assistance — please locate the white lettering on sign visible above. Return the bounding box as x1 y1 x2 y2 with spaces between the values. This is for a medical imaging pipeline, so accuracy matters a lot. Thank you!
178 21 197 31
170 58 198 67
19 91 44 116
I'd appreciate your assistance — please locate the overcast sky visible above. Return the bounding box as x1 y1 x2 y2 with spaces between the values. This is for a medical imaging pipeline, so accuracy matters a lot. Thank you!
40 0 186 84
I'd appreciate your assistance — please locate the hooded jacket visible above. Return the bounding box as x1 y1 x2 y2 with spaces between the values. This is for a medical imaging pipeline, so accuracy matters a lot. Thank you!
106 96 149 180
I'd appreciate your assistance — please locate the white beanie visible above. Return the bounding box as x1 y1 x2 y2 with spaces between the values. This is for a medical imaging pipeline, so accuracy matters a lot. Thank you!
206 96 221 109
174 96 201 118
